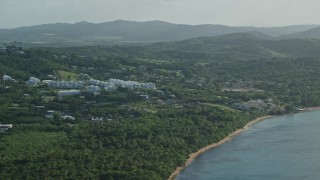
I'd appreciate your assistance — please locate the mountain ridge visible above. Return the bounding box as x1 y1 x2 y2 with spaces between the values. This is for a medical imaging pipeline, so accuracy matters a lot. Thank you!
145 32 320 61
279 26 320 39
0 20 319 46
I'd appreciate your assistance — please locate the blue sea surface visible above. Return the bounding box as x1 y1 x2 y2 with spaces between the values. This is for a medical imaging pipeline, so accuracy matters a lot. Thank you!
177 111 320 180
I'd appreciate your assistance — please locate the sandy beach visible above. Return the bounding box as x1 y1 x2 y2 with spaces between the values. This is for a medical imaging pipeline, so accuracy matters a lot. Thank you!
303 106 320 112
168 115 273 180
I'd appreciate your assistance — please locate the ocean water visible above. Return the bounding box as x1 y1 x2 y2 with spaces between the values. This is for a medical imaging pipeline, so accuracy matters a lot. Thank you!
177 111 320 180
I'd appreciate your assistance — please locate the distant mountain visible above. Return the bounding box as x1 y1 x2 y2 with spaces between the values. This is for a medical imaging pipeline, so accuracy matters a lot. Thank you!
147 32 320 60
148 33 280 60
0 20 318 46
253 25 319 37
279 26 320 39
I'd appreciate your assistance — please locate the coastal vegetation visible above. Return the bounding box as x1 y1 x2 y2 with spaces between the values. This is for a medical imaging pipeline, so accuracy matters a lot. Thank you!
1 33 320 179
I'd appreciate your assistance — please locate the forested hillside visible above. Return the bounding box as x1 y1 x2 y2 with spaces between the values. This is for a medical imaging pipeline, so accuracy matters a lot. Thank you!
1 34 320 179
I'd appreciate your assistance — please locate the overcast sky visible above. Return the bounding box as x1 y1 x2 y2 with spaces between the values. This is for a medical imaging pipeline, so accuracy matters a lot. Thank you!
1 0 319 28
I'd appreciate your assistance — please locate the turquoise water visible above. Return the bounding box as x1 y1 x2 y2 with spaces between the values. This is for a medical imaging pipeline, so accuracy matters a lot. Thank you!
177 111 320 180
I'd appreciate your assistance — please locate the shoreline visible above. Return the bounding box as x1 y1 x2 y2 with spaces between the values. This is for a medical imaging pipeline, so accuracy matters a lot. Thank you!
303 106 320 112
168 115 273 180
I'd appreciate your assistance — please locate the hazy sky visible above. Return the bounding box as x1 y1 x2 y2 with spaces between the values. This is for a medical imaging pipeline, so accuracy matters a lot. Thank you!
1 0 319 28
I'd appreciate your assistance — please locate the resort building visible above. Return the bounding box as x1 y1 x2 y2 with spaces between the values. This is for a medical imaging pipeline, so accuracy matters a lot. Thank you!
58 90 81 96
47 80 85 89
86 85 101 94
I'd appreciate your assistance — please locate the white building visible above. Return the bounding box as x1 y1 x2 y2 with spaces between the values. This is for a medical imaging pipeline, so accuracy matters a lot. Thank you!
108 78 156 90
47 80 84 89
104 85 117 92
3 75 12 81
58 90 81 96
0 124 13 131
26 77 41 86
91 117 104 121
45 77 155 93
61 115 75 120
140 95 149 100
45 110 56 119
0 124 13 128
86 85 101 94
42 80 53 85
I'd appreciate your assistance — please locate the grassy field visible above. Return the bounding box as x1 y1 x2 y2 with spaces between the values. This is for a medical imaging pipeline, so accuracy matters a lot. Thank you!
54 70 79 80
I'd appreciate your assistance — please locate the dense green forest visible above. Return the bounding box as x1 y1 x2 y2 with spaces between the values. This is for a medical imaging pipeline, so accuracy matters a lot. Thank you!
1 33 320 179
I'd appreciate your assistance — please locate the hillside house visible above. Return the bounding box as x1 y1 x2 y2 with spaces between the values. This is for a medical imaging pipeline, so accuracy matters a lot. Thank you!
0 124 13 128
61 115 75 120
140 95 149 100
91 117 104 121
3 75 12 81
26 77 41 86
0 124 13 131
